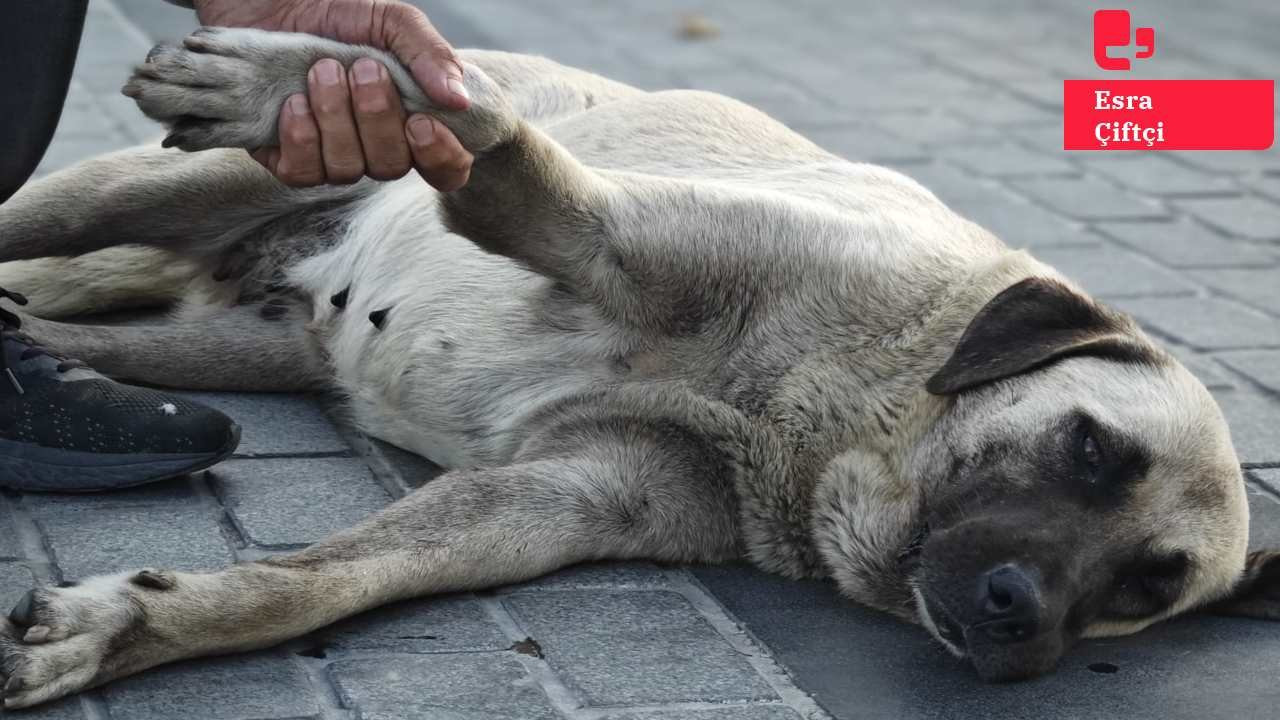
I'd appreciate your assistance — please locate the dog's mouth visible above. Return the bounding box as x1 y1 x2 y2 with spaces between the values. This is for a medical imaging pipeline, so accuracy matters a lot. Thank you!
919 591 968 654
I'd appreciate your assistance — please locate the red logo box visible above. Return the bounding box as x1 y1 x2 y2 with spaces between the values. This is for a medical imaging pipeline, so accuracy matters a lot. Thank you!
1063 79 1274 150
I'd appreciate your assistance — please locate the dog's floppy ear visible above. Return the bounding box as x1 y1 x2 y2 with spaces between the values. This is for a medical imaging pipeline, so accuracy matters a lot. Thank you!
1208 550 1280 620
926 277 1154 395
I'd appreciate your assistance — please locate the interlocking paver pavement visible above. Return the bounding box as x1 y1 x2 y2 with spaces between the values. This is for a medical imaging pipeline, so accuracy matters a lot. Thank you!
8 0 1278 719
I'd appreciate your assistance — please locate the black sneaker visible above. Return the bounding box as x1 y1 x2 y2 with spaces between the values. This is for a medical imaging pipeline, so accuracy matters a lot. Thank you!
0 287 240 492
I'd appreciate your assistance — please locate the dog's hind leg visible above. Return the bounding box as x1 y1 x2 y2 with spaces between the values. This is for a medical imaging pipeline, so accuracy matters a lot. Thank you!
0 144 363 265
10 301 325 391
0 417 743 708
124 29 711 333
0 247 196 319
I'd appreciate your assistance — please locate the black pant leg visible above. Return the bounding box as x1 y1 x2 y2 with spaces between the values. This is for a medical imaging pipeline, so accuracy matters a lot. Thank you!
0 0 89 204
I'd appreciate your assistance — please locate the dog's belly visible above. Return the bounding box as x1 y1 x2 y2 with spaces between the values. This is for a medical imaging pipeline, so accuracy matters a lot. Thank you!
289 182 628 468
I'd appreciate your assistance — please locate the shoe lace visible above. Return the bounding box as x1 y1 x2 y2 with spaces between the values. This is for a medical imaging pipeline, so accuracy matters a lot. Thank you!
1 287 88 394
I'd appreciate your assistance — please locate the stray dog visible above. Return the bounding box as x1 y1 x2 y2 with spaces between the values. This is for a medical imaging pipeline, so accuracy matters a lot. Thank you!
0 28 1275 708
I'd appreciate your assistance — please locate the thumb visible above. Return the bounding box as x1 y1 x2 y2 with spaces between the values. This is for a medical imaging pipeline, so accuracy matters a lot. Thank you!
380 3 469 111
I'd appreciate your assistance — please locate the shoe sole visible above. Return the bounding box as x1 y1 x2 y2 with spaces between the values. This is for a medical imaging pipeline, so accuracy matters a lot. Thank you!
0 422 241 492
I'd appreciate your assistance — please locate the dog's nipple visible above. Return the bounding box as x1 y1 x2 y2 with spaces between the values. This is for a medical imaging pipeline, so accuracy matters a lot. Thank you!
369 307 391 330
330 286 351 309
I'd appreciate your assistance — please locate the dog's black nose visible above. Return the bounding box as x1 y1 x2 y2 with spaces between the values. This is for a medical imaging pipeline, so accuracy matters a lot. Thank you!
974 564 1040 643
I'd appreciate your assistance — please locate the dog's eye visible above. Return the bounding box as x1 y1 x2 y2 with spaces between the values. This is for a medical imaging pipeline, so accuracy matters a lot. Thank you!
1082 433 1103 468
1074 419 1106 481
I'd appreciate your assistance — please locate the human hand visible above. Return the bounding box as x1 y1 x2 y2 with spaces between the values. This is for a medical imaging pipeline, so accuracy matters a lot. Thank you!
191 0 473 190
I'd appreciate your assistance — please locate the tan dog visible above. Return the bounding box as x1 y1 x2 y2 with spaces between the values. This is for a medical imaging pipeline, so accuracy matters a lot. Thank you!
0 28 1274 708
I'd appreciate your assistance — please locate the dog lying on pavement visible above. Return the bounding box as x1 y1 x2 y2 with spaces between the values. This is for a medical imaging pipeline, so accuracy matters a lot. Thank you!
0 27 1274 708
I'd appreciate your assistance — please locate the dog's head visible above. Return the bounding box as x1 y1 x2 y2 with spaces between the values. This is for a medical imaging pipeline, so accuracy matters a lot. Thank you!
895 277 1273 680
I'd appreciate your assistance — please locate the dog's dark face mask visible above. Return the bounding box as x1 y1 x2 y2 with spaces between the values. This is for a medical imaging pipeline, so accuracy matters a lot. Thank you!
907 277 1272 682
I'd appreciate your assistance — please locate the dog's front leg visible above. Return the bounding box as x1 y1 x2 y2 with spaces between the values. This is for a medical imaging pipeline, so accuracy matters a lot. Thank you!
126 28 687 331
0 431 740 708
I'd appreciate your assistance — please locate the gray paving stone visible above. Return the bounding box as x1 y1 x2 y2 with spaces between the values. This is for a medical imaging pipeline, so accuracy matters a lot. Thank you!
1211 388 1280 465
1164 348 1236 391
370 438 445 489
1097 221 1278 268
22 474 201 509
945 91 1059 126
1082 155 1240 196
0 499 24 559
210 458 392 547
1033 245 1198 298
507 561 673 592
1178 197 1280 241
104 652 320 720
1003 78 1064 110
941 142 1076 177
1115 296 1280 350
1245 484 1280 550
32 501 234 579
1171 150 1280 176
873 110 1003 145
1012 177 1169 221
601 707 804 720
0 561 37 613
504 590 776 706
1253 469 1280 496
1011 122 1068 155
1189 268 1280 315
900 166 1093 248
1251 175 1280 203
320 595 509 655
966 200 1096 248
179 392 348 456
1217 350 1280 394
330 654 560 720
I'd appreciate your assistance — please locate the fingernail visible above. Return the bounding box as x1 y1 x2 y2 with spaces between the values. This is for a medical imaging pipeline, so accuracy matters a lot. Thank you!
314 59 342 86
352 58 380 86
447 77 470 102
407 115 435 146
288 94 309 115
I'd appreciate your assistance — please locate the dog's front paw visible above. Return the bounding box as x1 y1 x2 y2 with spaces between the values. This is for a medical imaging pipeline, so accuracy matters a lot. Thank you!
0 571 167 709
122 27 300 151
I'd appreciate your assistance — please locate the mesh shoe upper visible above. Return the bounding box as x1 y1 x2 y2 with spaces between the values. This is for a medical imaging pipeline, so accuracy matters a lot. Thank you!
1 379 235 455
1 287 237 456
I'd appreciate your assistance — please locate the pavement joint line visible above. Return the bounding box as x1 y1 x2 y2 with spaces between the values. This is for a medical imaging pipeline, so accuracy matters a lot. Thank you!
288 646 353 720
2 492 63 585
476 593 588 718
190 469 251 557
670 569 834 720
1213 361 1280 402
1248 476 1280 501
1198 287 1280 322
574 701 802 720
338 426 414 500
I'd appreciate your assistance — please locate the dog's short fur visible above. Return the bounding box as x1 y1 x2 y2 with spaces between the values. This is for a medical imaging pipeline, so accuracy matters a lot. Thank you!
0 28 1276 708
